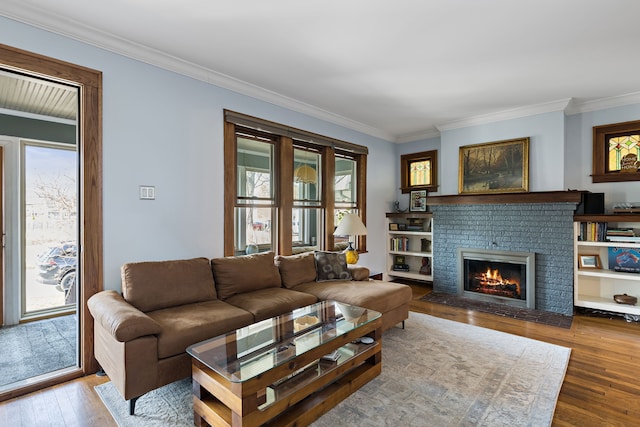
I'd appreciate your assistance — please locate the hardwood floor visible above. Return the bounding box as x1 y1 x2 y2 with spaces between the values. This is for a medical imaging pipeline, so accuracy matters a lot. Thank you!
1 284 639 426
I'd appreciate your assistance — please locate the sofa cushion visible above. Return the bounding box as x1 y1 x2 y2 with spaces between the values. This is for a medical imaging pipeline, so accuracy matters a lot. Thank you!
121 257 217 312
147 299 254 359
292 280 412 315
225 288 318 322
211 251 282 300
275 252 317 289
314 251 352 281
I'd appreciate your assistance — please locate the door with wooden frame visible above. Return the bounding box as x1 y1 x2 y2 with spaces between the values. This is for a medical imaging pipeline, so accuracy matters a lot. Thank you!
0 43 102 401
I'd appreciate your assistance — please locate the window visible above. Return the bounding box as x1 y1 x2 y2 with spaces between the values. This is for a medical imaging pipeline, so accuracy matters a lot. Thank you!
593 120 640 182
224 111 367 256
334 154 359 249
21 141 78 317
608 135 639 172
235 133 276 254
400 150 438 193
293 145 322 251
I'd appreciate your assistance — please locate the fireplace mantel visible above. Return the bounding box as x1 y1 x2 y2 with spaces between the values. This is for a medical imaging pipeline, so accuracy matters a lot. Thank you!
428 190 585 206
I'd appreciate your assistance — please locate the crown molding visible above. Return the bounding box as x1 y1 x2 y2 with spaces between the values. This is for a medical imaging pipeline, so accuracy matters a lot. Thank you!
0 2 394 142
564 91 640 115
3 2 640 145
436 99 572 132
395 127 441 144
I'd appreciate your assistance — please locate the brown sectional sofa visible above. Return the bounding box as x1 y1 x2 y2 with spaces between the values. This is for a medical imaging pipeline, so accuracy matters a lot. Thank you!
87 251 412 414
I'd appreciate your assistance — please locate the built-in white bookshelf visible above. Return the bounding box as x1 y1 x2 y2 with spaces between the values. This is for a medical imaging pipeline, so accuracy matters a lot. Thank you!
385 212 433 282
574 214 640 316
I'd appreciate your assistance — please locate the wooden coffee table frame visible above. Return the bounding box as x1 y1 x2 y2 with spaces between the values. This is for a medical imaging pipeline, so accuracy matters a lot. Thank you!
190 316 382 427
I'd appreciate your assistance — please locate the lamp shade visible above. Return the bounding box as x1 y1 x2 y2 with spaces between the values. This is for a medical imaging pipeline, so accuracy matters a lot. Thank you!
333 213 367 236
293 164 317 184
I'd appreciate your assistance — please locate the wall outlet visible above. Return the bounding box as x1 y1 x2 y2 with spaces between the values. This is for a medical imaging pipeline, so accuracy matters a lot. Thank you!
139 185 155 200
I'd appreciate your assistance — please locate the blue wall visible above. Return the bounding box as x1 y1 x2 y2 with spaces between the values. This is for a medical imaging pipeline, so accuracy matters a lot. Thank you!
0 15 396 290
396 106 640 209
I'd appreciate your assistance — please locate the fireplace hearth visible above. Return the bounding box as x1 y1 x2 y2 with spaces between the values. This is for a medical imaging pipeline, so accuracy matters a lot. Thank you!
458 248 535 309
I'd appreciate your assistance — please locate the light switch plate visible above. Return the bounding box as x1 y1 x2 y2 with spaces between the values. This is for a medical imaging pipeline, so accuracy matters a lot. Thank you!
139 185 155 200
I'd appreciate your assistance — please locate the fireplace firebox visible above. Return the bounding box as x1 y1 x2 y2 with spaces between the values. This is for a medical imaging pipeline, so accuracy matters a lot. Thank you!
457 248 535 309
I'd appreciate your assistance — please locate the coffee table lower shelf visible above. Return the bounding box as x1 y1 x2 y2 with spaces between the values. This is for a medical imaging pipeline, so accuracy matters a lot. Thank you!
191 324 381 427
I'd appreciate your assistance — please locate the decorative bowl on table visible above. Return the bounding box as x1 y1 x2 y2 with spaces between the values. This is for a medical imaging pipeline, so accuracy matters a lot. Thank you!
613 294 638 305
294 315 319 332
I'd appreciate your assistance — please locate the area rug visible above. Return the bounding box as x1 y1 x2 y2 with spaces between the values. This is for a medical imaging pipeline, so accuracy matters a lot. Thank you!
95 312 570 427
421 292 573 329
0 314 77 387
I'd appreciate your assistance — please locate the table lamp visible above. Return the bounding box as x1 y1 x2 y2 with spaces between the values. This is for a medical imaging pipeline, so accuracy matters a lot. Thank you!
333 213 367 264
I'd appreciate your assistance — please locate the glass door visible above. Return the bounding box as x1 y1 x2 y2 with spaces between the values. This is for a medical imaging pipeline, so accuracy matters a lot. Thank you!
21 142 78 318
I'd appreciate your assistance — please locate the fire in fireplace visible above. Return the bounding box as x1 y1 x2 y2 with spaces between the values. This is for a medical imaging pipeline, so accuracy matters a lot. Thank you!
457 248 535 309
466 261 524 299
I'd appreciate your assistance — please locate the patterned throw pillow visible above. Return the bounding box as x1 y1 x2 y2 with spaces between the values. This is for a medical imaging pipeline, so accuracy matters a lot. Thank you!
314 251 352 282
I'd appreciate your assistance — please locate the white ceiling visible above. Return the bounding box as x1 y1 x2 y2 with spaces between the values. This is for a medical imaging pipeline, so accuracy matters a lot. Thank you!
2 0 640 142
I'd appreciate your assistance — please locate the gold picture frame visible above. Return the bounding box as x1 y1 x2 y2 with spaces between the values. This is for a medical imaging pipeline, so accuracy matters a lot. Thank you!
458 137 529 194
578 254 601 269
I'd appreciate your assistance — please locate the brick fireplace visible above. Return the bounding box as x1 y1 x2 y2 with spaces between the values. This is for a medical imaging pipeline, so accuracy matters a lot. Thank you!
429 192 581 316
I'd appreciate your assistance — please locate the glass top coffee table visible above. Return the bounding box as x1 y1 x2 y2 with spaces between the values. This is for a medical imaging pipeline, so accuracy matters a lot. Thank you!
187 300 382 426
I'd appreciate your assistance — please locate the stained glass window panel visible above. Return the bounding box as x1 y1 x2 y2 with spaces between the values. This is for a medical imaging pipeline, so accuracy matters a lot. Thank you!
608 134 640 172
409 160 431 186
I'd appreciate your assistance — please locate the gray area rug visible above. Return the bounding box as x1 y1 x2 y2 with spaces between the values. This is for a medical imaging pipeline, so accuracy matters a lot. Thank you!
95 312 570 427
0 315 77 387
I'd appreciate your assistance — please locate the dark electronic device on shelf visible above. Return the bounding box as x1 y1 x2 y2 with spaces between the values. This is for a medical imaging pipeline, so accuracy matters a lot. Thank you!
575 192 604 215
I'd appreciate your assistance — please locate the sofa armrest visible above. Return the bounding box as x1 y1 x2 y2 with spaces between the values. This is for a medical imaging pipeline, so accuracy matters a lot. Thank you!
348 265 370 281
88 290 161 342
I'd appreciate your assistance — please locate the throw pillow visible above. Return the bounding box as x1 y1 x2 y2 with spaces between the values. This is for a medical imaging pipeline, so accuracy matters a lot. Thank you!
314 251 352 282
274 252 317 288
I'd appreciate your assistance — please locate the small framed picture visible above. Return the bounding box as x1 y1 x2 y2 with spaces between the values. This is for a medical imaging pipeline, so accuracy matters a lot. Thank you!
578 254 601 269
394 255 405 265
389 223 399 231
410 189 427 212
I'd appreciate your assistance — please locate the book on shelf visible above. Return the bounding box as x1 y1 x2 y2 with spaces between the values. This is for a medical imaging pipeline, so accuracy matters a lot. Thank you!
606 227 639 243
406 218 425 231
390 236 410 251
579 221 640 243
606 228 635 236
578 221 607 242
607 236 640 243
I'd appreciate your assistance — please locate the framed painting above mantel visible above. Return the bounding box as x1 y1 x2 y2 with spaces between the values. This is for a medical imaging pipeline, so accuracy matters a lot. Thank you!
458 137 529 195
